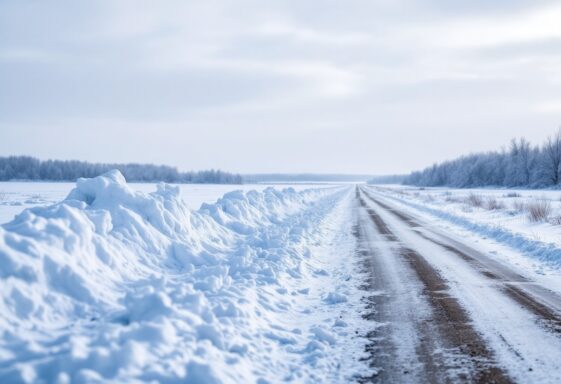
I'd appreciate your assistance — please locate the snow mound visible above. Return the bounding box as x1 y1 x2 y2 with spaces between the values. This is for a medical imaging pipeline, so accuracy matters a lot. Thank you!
0 170 350 383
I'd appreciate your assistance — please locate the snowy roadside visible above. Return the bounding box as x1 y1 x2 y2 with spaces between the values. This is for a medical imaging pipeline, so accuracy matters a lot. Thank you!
367 186 561 292
0 171 371 383
0 182 335 224
360 187 561 383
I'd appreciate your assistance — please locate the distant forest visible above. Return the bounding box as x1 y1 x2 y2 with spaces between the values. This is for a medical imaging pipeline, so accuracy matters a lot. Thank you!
246 173 374 183
367 174 406 185
0 156 243 184
403 129 561 188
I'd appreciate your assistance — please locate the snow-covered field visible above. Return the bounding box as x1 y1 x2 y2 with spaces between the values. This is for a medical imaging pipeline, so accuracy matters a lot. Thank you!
369 185 561 287
0 172 372 383
0 182 334 224
4 175 561 383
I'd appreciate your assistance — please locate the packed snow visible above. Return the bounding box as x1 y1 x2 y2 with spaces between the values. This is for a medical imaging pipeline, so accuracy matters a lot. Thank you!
368 185 561 290
360 188 561 383
0 171 372 383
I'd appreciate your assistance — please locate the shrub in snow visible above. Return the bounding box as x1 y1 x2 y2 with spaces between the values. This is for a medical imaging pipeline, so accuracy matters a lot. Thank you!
512 200 527 213
465 193 484 208
527 200 552 223
548 215 561 225
485 197 505 211
445 195 463 204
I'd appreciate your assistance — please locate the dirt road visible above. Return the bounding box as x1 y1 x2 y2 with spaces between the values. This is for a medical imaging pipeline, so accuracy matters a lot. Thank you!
355 186 561 383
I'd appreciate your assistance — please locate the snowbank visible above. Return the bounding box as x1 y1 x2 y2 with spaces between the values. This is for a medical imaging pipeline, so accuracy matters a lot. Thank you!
0 171 360 383
376 188 561 269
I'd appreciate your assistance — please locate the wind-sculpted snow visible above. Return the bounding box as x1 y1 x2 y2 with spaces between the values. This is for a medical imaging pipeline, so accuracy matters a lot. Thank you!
382 191 561 269
0 171 365 383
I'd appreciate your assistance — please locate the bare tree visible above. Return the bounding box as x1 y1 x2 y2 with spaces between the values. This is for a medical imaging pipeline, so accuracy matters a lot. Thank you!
506 137 532 186
518 138 532 185
542 128 561 185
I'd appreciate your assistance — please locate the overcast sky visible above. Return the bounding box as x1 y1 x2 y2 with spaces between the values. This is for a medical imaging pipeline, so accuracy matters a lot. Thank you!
1 1 561 174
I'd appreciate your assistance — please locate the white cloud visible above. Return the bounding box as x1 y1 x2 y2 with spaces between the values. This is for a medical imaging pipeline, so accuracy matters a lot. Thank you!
534 100 561 114
1 0 561 173
254 21 370 45
400 2 561 50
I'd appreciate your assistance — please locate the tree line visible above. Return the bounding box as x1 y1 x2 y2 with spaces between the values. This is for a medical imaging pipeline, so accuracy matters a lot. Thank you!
367 174 406 185
403 129 561 188
0 156 243 184
246 173 374 183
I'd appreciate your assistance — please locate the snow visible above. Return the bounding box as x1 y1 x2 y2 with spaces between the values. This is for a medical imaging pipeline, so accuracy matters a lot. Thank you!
371 185 561 265
361 192 561 383
368 185 561 293
0 171 371 383
0 182 335 224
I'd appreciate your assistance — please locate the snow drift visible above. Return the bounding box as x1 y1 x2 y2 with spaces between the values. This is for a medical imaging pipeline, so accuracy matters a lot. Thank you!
0 171 359 383
378 188 561 269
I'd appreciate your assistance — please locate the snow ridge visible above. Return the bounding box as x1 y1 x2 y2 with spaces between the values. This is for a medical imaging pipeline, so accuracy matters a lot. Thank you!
380 191 561 268
0 171 353 383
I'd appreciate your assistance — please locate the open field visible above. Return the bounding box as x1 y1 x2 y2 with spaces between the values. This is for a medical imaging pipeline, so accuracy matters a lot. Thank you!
0 182 335 224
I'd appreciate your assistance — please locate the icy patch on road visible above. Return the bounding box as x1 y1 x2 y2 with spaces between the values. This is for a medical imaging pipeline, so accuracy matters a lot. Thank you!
0 171 369 383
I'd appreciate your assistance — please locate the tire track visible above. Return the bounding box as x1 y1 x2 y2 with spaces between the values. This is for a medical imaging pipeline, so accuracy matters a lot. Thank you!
356 188 511 383
361 187 561 335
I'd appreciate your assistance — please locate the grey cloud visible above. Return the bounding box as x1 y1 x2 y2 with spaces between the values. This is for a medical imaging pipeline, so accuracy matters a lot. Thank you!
1 0 561 174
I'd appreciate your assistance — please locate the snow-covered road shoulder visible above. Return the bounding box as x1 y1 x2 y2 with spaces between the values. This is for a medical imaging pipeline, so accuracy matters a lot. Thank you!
0 171 370 383
367 186 561 293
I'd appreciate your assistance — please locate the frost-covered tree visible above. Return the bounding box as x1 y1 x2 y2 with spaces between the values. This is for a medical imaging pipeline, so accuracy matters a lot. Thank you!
403 129 561 189
0 156 243 184
540 128 561 186
505 138 533 187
